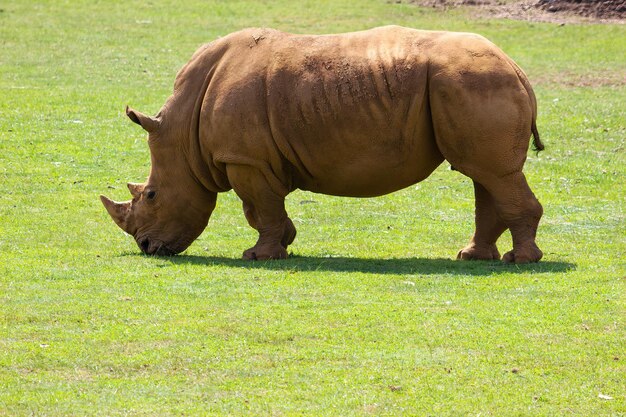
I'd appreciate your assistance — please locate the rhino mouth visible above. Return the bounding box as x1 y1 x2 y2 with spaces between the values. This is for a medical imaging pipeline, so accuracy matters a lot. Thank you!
137 237 178 256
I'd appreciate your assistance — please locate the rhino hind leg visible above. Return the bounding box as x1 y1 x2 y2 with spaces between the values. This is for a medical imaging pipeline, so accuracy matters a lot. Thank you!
477 171 543 264
496 173 543 264
229 165 293 260
429 76 543 263
457 181 506 261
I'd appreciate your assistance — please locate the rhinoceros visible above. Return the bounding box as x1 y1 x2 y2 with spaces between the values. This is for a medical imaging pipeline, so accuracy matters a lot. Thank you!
101 25 545 263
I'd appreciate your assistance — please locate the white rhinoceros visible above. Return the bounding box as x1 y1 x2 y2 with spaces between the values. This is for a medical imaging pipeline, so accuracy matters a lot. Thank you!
101 26 544 263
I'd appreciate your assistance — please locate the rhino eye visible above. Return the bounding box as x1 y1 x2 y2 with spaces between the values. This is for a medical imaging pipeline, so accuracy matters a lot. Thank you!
146 190 156 200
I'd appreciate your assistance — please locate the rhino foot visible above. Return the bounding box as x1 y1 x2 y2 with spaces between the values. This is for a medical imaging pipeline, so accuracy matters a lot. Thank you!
457 243 501 261
502 243 543 264
281 217 297 248
243 244 288 261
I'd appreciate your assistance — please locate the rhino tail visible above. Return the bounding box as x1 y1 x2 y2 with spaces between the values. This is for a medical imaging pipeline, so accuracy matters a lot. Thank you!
508 58 544 153
531 119 544 152
521 72 544 153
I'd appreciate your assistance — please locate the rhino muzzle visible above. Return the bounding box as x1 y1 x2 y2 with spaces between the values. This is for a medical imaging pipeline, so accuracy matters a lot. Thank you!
137 236 178 256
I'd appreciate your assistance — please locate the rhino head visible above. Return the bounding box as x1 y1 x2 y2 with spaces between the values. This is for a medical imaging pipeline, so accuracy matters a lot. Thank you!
100 106 217 256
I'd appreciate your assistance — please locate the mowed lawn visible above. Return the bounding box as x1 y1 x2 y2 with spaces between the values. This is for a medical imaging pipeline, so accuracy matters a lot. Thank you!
0 1 624 415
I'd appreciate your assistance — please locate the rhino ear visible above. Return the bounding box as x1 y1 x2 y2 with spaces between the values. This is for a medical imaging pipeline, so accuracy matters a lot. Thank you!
126 106 160 133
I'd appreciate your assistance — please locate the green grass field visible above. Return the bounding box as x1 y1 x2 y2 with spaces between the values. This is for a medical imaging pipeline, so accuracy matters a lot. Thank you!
1 1 624 415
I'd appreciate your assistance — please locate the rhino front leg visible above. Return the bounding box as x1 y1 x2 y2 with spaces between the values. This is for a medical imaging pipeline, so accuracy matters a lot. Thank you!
227 165 292 260
280 216 297 248
458 181 506 261
243 202 297 250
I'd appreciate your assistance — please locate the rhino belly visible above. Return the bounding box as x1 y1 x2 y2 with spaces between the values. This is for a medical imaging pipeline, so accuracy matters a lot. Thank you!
298 149 444 197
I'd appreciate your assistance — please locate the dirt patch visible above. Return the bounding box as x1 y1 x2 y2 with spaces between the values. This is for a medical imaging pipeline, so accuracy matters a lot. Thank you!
400 0 626 23
536 0 626 20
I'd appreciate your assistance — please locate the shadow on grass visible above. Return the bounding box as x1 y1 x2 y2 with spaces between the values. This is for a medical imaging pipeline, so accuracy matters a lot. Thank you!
154 254 576 276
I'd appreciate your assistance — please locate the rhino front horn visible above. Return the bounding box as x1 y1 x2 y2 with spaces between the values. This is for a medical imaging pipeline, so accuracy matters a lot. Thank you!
100 195 131 232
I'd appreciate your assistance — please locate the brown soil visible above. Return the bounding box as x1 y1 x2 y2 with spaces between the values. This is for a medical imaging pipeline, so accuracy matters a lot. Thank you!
402 0 626 23
536 0 626 20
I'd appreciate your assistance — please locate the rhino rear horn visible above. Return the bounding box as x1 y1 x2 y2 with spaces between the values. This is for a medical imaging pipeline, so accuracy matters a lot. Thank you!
100 195 131 233
126 106 160 133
